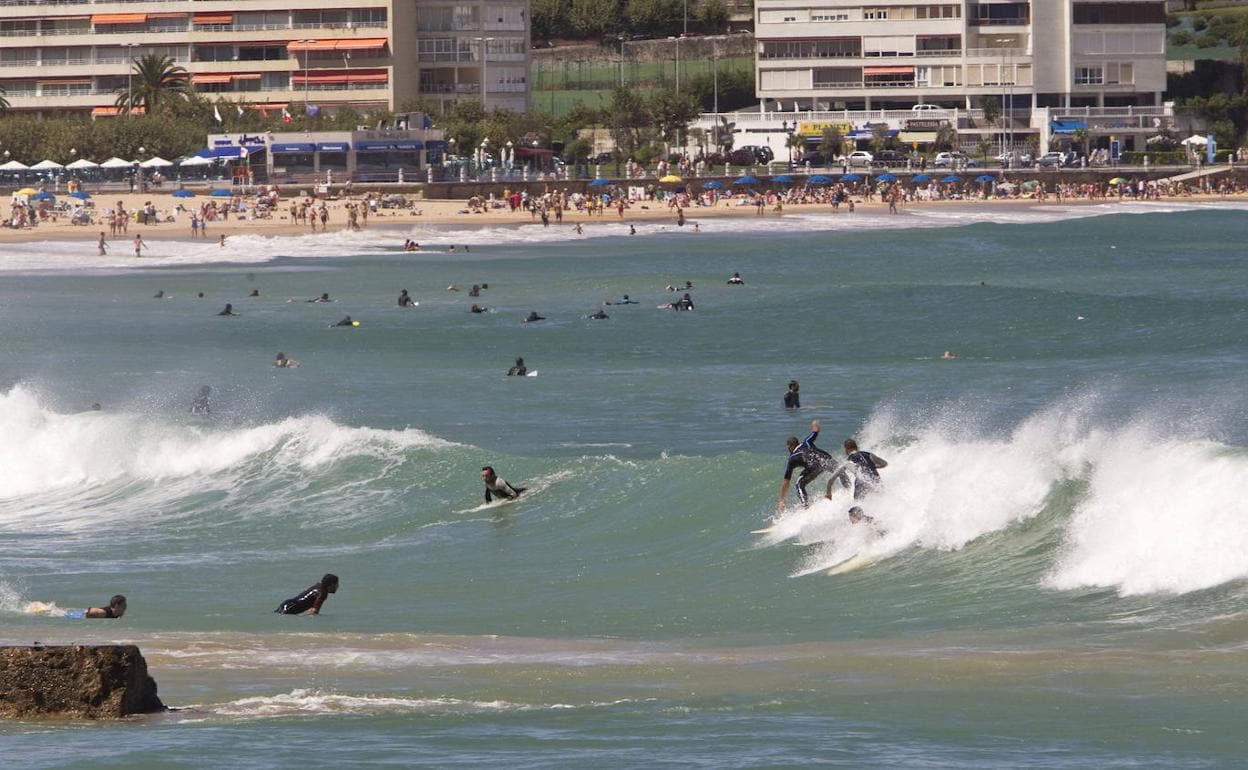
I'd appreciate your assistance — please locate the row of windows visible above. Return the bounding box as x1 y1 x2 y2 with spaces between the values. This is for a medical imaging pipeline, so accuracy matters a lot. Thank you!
1073 2 1164 25
864 5 960 20
761 5 959 24
1074 62 1134 85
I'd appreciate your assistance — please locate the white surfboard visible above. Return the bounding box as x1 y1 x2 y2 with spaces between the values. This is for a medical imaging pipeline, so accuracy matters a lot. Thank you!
826 554 877 575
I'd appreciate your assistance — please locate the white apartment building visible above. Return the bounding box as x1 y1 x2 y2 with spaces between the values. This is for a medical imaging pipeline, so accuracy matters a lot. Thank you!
0 0 529 118
754 1 1166 112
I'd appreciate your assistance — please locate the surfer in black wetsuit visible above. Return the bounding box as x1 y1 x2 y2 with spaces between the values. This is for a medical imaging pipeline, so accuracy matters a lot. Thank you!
190 385 211 415
778 419 837 509
334 316 356 327
275 573 338 615
481 466 525 503
828 438 888 500
783 380 800 409
398 289 415 307
507 357 527 376
524 311 545 323
587 309 609 320
84 595 127 619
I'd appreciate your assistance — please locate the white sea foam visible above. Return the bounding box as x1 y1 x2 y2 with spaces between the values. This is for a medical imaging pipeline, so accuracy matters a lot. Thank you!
780 394 1248 596
206 689 529 718
2 200 1244 274
0 384 455 519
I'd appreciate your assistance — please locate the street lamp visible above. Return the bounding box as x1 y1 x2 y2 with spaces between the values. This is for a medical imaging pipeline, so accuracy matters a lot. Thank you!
617 35 626 87
475 37 494 109
505 140 513 171
124 43 139 116
668 36 681 93
995 37 1014 160
295 40 316 106
343 51 350 92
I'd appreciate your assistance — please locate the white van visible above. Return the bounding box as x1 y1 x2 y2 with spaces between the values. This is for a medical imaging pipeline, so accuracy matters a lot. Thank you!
911 104 941 112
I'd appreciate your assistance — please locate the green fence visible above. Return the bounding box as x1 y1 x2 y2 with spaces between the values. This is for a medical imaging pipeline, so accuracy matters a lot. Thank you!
530 56 753 115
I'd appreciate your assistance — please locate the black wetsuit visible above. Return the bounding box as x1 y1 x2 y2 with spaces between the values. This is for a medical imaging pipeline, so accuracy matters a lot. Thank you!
835 450 886 499
783 429 835 506
275 583 328 615
507 365 527 376
783 390 800 409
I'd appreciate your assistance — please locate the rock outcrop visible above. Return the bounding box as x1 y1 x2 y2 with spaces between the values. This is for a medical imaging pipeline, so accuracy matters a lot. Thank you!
0 645 165 719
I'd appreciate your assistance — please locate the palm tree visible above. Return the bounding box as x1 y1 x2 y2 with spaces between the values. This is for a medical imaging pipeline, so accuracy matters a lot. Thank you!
114 54 190 114
0 85 8 115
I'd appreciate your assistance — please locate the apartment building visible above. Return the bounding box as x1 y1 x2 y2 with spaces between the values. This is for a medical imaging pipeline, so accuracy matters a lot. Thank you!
754 1 1166 112
0 0 529 118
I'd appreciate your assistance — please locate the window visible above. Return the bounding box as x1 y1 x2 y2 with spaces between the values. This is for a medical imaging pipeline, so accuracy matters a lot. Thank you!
811 12 848 21
1073 2 1165 25
1074 66 1103 85
864 9 889 20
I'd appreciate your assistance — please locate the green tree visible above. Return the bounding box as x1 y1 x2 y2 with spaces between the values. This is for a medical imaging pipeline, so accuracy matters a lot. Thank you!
531 0 573 39
686 67 754 113
869 123 891 154
818 126 843 164
607 85 650 157
978 94 1000 125
568 0 620 38
976 137 993 165
625 0 681 36
697 0 730 33
115 54 190 114
0 85 8 116
785 131 805 163
934 123 959 151
1072 127 1090 159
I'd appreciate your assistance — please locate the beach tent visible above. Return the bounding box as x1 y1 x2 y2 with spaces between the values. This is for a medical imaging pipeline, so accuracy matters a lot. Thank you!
770 175 794 184
31 191 55 201
997 182 1017 191
941 174 962 183
69 190 91 200
1180 135 1208 146
975 174 996 183
587 178 612 186
1108 177 1129 185
702 180 724 189
140 157 174 168
100 157 135 169
806 175 832 184
178 155 214 167
66 158 100 170
171 189 195 198
658 174 682 183
0 160 30 171
841 173 862 182
15 187 37 195
30 160 64 171
876 172 897 183
912 174 932 183
733 176 760 185
210 188 233 197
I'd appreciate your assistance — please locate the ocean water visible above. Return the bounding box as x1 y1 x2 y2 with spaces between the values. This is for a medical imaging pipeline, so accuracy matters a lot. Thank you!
3 202 1248 768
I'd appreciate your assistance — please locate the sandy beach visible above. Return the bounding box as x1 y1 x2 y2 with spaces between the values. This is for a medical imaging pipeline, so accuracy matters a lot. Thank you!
4 188 1245 246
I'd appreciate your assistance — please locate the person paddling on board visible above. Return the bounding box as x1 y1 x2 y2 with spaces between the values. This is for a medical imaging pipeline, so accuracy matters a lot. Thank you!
778 419 837 510
190 386 212 415
481 466 525 503
275 573 338 616
507 357 527 376
827 438 888 500
83 595 127 619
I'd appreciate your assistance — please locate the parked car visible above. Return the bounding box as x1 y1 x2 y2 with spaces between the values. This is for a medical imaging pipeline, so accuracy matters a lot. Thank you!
995 151 1034 167
1036 151 1072 167
728 145 774 165
843 150 874 167
588 152 615 165
798 150 827 167
872 149 909 166
911 104 942 111
932 151 981 168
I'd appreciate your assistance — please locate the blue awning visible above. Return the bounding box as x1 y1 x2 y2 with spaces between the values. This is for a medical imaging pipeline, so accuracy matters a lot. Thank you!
271 143 315 154
1050 120 1088 134
213 146 243 158
392 140 423 151
316 142 350 153
356 140 394 151
425 140 447 150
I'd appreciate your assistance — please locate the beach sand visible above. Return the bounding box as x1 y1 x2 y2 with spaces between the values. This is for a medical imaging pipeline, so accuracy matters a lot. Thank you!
5 189 1243 247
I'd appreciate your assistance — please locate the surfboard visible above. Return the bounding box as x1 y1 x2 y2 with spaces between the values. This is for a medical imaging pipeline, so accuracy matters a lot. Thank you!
751 525 778 535
525 370 539 377
826 554 876 575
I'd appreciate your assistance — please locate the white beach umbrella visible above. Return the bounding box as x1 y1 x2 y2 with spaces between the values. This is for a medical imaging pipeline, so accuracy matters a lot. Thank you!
100 157 136 169
178 155 214 167
140 156 174 168
29 159 64 171
1181 135 1209 146
66 158 100 170
0 160 30 171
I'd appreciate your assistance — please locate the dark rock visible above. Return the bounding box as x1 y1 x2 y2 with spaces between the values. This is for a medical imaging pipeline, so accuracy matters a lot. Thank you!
0 645 165 719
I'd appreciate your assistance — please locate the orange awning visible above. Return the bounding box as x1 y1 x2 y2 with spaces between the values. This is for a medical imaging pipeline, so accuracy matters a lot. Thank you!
343 72 388 83
232 73 262 80
252 102 288 109
334 38 387 52
287 39 337 51
192 74 232 85
92 106 145 116
92 13 146 24
39 79 92 86
147 12 188 19
293 68 387 84
864 65 914 76
192 13 233 24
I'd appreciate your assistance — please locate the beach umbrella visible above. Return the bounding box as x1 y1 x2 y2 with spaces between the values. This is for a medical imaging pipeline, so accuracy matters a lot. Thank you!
15 187 37 195
66 158 99 170
659 174 682 183
997 182 1017 191
210 188 233 197
178 155 214 167
171 189 195 198
941 174 962 183
975 174 996 183
807 175 832 185
68 191 91 200
1021 180 1040 191
841 173 862 182
100 157 135 169
702 180 724 189
733 176 760 185
30 160 64 171
912 174 932 183
1180 135 1208 147
1109 177 1129 185
140 156 174 168
1 160 30 171
588 178 612 186
770 174 794 184
31 191 55 201
876 172 897 183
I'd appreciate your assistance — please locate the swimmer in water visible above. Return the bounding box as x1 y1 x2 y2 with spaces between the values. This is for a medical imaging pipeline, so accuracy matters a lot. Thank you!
574 223 583 235
470 304 488 313
607 294 638 305
587 309 609 320
629 225 636 235
727 272 744 285
334 315 356 327
274 573 338 616
468 285 481 297
153 290 165 299
660 293 695 311
97 232 108 256
274 352 299 368
84 595 127 619
190 385 212 415
249 289 260 297
398 289 415 307
217 303 238 316
482 466 526 503
783 380 800 409
524 311 545 323
308 292 332 303
507 357 527 376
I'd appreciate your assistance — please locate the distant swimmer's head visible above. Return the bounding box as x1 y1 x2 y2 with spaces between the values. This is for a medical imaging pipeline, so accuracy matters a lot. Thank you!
249 289 259 297
848 506 866 523
275 352 287 362
320 293 329 301
788 380 799 392
481 466 497 483
321 574 339 593
843 438 858 453
786 436 800 452
683 293 691 300
197 292 204 298
109 595 127 617
622 294 630 300
91 403 102 411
